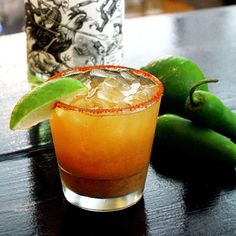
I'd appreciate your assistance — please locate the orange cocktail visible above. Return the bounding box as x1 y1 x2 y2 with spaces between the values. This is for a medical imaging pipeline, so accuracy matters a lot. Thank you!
49 65 163 212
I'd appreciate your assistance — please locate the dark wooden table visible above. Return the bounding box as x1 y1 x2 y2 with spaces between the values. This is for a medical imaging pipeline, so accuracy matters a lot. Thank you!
1 6 236 236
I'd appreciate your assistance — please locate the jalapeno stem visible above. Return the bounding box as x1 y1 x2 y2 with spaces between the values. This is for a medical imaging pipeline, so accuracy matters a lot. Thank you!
189 79 219 105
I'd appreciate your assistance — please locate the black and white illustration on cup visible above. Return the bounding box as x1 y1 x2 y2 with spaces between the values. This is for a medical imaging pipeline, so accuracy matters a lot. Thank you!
25 0 124 77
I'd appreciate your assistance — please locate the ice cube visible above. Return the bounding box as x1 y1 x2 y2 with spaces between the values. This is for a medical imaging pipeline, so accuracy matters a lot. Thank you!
130 72 154 86
66 68 158 109
103 77 130 91
65 70 87 80
89 69 113 78
70 96 90 108
122 81 140 97
120 70 136 82
126 91 149 105
87 86 98 98
97 82 126 104
141 84 158 98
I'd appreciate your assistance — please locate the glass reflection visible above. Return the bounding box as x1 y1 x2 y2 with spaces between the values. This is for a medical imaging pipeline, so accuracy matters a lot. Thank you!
28 146 148 235
29 120 53 148
60 198 148 236
150 137 236 214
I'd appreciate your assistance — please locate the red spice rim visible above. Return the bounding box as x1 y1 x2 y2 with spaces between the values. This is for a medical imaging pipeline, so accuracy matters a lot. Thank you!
48 65 164 115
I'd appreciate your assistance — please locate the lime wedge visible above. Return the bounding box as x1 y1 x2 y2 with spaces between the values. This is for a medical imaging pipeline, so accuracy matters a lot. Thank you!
10 77 87 130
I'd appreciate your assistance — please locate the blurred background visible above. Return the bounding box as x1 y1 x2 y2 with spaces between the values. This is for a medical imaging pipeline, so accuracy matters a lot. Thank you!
0 0 236 35
125 0 236 17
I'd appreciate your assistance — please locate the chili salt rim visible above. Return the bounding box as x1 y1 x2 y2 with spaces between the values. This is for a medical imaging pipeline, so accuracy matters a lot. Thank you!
49 65 164 115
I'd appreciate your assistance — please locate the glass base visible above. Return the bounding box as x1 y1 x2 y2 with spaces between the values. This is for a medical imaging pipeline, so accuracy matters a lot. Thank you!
62 185 143 212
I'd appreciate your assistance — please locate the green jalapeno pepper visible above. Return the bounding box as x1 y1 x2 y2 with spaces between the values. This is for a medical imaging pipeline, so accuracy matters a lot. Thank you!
155 114 236 165
185 79 236 143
